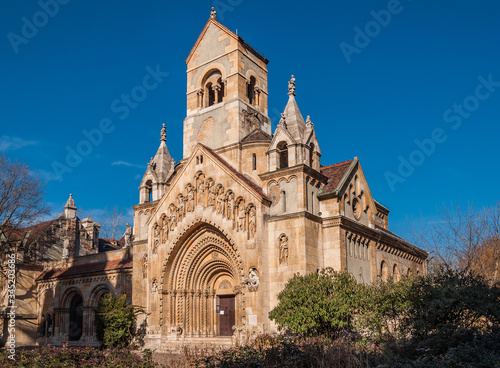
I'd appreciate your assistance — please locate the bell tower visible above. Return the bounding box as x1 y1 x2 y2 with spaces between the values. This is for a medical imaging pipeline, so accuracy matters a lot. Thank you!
183 8 271 163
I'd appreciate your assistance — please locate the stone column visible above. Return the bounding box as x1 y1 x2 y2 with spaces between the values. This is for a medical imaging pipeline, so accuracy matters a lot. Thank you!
213 85 220 104
209 291 216 336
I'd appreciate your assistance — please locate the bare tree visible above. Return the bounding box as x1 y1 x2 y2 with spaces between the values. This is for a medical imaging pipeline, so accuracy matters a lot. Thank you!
98 206 126 240
409 202 500 283
0 154 50 252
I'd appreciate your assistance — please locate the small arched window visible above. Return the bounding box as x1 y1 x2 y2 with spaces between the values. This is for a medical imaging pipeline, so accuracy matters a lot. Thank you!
381 260 388 281
217 78 224 104
252 153 257 171
393 264 400 281
277 141 288 169
206 82 215 107
40 314 46 337
145 180 153 202
309 143 314 167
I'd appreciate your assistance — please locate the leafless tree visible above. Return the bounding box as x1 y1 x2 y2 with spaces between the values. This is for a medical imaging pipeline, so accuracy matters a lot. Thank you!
0 154 50 252
409 202 500 283
98 206 126 240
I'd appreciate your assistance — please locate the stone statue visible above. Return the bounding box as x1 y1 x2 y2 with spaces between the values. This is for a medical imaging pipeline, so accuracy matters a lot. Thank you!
245 268 259 291
248 207 256 238
208 184 217 207
161 216 168 243
161 123 167 142
238 202 246 231
122 223 132 248
210 7 217 19
153 224 160 254
177 195 185 221
226 192 234 220
279 234 289 265
197 178 205 205
216 187 225 214
152 279 158 293
288 75 296 95
186 184 195 212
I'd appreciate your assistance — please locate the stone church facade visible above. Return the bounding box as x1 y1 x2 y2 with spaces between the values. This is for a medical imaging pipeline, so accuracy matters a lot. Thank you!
0 9 427 348
131 10 428 348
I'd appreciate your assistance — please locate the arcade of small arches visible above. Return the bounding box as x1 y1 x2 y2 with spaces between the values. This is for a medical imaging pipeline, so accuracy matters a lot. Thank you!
379 259 420 282
38 284 116 343
195 69 261 109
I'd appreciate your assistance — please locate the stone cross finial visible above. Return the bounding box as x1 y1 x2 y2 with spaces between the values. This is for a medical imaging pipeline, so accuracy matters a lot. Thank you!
160 123 166 142
210 7 217 19
288 75 296 96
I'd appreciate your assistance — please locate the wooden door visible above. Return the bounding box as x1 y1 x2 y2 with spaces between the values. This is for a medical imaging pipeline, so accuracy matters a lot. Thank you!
219 295 235 336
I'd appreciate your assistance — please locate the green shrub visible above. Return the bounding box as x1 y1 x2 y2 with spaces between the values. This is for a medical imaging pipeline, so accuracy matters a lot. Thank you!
95 292 144 348
404 266 500 337
356 276 415 342
0 346 156 368
268 268 362 337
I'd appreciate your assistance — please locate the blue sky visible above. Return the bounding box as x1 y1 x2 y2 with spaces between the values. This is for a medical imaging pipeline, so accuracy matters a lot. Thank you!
1 0 499 242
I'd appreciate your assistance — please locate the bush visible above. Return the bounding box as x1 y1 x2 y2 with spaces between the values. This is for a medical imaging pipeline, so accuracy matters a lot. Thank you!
95 292 144 348
269 268 362 337
356 276 415 342
404 266 500 337
0 346 156 368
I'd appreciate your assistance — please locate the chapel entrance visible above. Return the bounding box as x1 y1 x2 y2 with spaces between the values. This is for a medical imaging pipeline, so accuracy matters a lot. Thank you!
68 294 83 341
218 295 235 336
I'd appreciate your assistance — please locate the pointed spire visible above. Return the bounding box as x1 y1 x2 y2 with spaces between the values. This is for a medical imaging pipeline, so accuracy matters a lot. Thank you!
288 75 296 96
64 194 77 219
65 194 76 209
210 7 217 20
160 123 167 142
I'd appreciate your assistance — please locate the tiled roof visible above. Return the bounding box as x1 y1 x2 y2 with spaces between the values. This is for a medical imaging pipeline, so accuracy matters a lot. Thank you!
200 144 270 202
36 258 132 281
99 238 124 252
321 160 353 194
241 129 272 143
1 219 56 243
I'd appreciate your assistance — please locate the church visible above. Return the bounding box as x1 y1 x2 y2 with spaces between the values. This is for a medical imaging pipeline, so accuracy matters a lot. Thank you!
0 8 427 349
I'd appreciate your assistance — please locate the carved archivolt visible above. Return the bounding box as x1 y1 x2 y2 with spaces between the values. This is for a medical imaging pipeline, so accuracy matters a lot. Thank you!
159 220 245 337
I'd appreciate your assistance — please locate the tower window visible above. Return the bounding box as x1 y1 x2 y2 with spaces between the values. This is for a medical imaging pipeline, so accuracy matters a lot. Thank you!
309 143 314 167
277 141 288 169
247 76 256 105
146 180 153 202
252 153 256 170
207 82 215 106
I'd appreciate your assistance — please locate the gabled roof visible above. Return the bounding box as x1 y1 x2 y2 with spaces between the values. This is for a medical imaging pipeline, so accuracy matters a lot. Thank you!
201 144 270 202
36 258 132 281
186 18 268 65
241 129 272 144
321 160 354 194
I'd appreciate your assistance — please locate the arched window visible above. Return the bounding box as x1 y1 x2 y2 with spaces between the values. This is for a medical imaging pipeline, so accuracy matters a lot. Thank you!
380 260 388 281
207 82 215 107
145 180 153 202
277 141 288 169
393 264 400 281
40 314 46 337
247 76 256 105
281 190 286 212
252 153 257 171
